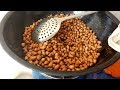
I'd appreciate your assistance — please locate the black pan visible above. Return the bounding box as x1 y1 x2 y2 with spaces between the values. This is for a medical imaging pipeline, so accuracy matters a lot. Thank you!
0 11 120 77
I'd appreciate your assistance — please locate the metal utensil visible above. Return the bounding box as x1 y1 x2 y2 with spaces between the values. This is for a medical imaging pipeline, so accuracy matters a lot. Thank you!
32 11 97 42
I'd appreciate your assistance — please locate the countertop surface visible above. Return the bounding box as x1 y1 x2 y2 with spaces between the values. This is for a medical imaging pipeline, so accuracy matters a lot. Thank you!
0 11 120 79
0 11 32 79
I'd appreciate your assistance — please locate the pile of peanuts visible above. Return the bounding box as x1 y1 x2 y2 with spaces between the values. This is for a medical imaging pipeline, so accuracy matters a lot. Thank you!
21 14 102 71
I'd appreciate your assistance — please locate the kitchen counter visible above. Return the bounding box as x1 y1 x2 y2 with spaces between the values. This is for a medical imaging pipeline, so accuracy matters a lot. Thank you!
0 11 32 79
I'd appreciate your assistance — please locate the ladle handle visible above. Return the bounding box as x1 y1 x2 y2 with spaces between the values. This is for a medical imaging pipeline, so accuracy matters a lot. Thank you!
59 11 98 22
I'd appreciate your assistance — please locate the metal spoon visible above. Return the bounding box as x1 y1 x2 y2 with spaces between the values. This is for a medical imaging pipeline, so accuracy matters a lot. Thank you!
32 11 98 42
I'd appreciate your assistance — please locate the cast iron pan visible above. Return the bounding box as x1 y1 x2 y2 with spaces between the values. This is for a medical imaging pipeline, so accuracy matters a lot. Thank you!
0 11 120 77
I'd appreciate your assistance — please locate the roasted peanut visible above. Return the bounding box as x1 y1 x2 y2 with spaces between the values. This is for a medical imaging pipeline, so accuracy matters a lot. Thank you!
32 51 38 55
54 64 60 70
22 14 102 72
41 58 45 62
30 56 37 61
25 56 28 60
36 55 41 60
48 62 53 68
68 65 75 69
62 67 67 71
21 43 25 47
44 60 49 65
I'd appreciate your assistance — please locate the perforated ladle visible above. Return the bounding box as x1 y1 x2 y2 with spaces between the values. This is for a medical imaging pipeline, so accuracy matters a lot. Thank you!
32 11 98 42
